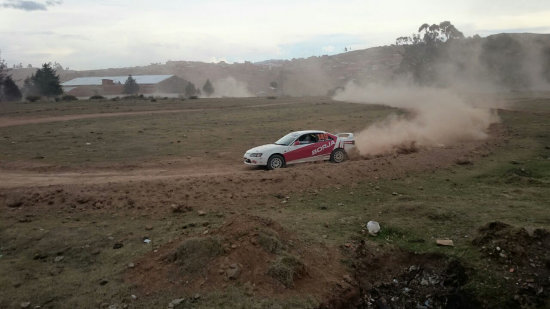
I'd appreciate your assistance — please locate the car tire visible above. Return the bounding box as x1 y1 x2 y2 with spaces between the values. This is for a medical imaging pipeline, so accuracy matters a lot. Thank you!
330 148 346 163
267 154 285 170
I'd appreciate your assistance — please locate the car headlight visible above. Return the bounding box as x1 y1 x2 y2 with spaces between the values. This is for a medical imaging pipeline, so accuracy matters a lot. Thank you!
249 153 262 157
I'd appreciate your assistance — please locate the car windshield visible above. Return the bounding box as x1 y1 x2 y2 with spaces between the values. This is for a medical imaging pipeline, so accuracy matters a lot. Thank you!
274 132 300 146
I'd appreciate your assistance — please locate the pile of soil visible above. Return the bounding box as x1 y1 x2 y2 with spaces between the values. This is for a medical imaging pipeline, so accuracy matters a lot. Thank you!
472 221 550 307
319 241 479 309
126 215 345 299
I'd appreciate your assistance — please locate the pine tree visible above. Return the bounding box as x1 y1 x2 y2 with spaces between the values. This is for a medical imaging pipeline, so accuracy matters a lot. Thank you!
2 76 22 102
32 63 63 97
202 79 214 96
123 75 140 95
185 82 197 97
22 77 38 97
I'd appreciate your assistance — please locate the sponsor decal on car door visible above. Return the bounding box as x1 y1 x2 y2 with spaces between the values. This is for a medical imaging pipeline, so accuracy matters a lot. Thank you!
312 133 336 157
284 133 335 163
284 142 318 163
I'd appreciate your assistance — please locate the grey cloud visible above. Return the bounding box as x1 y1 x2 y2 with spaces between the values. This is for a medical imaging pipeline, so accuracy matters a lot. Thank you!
2 0 62 11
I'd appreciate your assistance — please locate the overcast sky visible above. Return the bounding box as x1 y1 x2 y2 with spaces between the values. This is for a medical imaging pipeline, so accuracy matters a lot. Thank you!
1 0 549 70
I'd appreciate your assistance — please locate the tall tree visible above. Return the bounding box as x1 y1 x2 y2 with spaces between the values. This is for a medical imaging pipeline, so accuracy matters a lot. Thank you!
202 79 214 96
0 53 6 101
22 77 38 97
0 55 6 85
0 52 22 102
185 82 197 97
31 63 63 97
2 76 22 102
395 21 464 85
123 75 140 95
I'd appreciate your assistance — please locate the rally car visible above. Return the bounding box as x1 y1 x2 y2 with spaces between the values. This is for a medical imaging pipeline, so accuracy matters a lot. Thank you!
243 130 355 170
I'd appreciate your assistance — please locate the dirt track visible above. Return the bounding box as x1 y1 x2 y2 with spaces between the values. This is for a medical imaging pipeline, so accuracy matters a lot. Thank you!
1 123 502 209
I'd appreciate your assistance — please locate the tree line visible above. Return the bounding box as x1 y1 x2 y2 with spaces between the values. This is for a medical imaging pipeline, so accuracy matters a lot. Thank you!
394 21 550 89
1 56 217 102
0 60 63 102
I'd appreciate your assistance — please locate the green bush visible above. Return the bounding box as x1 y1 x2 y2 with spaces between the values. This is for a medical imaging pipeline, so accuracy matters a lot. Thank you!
61 95 78 101
89 95 105 100
26 95 41 102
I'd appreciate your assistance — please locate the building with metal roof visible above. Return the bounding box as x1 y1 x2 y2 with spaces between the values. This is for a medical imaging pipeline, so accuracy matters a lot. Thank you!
61 75 187 97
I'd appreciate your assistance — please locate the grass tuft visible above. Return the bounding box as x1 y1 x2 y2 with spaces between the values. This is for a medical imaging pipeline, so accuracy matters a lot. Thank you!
268 254 305 288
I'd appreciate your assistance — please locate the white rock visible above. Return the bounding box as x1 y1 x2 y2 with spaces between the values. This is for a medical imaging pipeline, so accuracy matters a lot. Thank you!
367 221 380 235
168 298 185 309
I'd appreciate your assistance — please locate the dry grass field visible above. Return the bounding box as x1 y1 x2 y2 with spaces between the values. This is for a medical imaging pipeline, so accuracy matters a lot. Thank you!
0 95 548 308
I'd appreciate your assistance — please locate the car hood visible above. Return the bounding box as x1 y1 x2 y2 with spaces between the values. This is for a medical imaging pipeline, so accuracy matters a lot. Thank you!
245 144 286 154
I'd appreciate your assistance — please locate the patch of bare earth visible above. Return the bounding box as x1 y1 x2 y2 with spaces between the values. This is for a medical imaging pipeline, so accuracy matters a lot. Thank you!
126 215 346 299
472 222 550 307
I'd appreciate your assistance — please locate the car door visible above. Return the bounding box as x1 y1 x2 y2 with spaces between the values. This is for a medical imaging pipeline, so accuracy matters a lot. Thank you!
283 133 324 163
311 133 336 160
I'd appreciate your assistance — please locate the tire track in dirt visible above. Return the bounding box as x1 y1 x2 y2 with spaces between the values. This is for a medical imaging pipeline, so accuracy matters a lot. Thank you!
0 164 246 188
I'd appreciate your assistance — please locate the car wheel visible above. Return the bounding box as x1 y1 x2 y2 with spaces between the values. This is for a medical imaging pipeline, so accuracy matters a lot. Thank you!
267 154 285 170
330 148 346 163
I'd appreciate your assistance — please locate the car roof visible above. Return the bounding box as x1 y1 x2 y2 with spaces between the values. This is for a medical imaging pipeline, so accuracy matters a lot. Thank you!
291 130 326 135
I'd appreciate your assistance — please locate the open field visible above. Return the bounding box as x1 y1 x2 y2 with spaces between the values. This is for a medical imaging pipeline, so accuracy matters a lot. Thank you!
0 96 549 308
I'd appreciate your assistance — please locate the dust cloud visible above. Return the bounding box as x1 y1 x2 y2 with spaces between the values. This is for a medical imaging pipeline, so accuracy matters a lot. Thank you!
333 82 499 156
211 77 253 98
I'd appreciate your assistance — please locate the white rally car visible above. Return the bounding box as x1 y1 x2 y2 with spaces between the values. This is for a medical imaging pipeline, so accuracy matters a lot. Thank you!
244 130 355 169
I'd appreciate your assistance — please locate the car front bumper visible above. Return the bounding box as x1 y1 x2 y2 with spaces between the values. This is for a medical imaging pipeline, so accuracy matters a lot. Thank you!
243 154 268 166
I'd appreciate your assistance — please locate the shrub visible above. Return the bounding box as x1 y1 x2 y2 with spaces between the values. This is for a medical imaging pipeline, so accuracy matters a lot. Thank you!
26 95 41 102
167 237 223 273
189 95 198 100
89 95 105 100
258 230 284 254
61 95 78 101
267 255 305 287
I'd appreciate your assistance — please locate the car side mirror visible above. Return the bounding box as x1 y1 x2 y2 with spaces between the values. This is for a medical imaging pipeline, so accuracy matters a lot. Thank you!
294 141 300 145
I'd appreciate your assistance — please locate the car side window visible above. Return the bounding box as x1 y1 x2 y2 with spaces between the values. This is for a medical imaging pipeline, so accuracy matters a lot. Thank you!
298 134 318 144
317 133 332 141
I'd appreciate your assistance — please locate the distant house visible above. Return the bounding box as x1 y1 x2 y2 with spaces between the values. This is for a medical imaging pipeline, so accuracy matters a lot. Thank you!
61 75 187 97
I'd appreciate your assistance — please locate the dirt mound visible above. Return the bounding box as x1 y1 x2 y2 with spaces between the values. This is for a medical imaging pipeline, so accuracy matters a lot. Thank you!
319 241 479 309
472 221 550 307
126 215 346 299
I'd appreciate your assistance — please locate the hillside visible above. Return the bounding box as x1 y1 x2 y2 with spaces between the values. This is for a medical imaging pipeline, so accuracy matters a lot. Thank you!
8 32 550 97
9 45 402 97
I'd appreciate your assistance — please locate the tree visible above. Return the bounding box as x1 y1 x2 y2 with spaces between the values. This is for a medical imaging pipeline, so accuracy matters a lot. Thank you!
185 82 197 97
202 79 214 96
0 52 6 87
0 53 22 102
22 77 38 97
123 75 140 95
395 21 465 85
31 63 63 97
2 76 22 102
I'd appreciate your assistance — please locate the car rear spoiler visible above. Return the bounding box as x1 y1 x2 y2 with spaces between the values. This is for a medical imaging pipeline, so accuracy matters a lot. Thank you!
336 133 355 145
